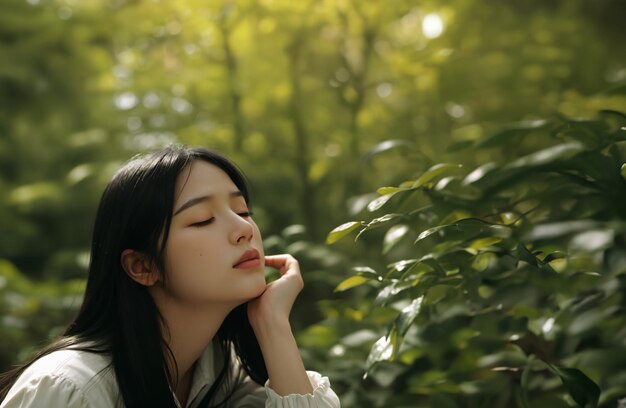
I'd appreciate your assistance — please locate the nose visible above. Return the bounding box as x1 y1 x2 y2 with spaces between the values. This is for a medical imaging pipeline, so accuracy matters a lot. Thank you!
229 213 254 244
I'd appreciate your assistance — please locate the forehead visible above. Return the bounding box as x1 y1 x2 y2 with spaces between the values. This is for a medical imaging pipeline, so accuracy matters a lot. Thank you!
175 160 239 200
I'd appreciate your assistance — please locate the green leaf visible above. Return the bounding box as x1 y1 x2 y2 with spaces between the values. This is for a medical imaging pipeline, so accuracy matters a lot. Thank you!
551 366 600 408
361 139 413 163
383 224 410 254
415 218 511 244
424 284 449 305
352 266 381 280
463 162 498 185
366 213 403 228
373 281 414 307
326 221 363 244
334 275 371 292
395 296 423 337
476 119 551 148
376 186 407 195
620 163 626 181
367 194 396 212
413 163 462 188
468 236 503 250
358 213 403 241
365 335 394 372
517 244 538 266
505 142 585 169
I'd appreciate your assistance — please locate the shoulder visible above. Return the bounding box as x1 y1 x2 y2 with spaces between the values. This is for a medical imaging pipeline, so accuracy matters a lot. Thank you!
2 348 118 408
19 348 113 390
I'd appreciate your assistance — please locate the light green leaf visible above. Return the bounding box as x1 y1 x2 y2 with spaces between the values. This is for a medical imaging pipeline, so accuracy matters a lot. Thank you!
376 186 406 195
413 163 462 188
334 276 371 292
367 193 397 212
326 221 363 244
468 236 503 250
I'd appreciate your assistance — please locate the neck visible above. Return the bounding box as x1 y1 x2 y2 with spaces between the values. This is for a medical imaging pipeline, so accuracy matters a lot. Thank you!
149 288 239 400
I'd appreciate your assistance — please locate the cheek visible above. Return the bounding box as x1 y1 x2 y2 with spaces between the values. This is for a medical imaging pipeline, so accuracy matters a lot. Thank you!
166 229 225 272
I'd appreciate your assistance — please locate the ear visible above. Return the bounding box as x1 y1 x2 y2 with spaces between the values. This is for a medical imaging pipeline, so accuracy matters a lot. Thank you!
120 249 160 286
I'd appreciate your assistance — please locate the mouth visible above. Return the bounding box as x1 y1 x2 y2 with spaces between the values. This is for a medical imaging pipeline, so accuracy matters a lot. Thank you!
233 248 261 269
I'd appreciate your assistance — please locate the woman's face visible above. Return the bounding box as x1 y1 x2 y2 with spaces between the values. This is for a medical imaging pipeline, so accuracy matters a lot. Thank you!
160 160 266 305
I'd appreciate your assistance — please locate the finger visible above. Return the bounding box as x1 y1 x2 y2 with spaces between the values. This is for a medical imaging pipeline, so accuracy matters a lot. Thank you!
263 254 285 264
264 254 293 267
264 255 299 276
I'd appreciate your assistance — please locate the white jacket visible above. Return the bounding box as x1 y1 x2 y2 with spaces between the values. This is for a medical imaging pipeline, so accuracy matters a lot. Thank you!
1 342 340 408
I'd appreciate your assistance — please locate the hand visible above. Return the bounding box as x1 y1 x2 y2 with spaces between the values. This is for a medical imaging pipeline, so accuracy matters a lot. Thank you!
246 254 313 396
247 254 304 330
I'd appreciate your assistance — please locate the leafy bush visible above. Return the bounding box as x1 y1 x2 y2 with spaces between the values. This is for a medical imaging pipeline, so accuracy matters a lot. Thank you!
324 110 626 407
0 260 84 369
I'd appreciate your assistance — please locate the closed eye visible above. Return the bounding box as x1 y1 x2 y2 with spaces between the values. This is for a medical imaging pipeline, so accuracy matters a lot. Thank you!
238 211 253 218
191 218 215 227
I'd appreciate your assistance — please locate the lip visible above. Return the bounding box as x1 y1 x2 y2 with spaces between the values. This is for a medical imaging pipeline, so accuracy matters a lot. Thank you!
233 248 261 269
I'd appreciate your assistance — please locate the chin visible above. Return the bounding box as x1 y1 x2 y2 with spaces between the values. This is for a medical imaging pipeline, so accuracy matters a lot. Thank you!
251 274 268 296
231 273 265 301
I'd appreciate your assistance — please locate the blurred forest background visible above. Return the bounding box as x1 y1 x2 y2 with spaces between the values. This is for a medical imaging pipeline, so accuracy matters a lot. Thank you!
1 0 626 407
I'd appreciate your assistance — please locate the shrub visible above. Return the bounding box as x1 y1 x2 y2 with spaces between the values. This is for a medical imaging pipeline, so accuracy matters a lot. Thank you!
325 110 626 407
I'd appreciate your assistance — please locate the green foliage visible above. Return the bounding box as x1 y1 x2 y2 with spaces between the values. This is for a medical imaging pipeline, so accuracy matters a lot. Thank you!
0 260 84 369
326 110 626 407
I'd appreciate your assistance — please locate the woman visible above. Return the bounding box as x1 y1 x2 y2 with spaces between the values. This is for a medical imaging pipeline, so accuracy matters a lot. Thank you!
0 146 340 407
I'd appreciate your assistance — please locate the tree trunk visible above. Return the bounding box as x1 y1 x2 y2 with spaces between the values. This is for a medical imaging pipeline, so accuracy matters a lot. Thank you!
287 35 318 239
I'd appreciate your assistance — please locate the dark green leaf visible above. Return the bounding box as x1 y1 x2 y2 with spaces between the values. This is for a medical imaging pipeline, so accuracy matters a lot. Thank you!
415 218 511 245
552 366 600 408
476 119 551 148
517 244 538 266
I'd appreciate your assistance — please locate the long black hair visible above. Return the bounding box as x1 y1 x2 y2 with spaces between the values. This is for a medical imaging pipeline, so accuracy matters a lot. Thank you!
0 145 268 407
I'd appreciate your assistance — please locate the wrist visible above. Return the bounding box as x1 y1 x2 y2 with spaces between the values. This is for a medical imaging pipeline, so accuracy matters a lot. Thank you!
250 314 292 341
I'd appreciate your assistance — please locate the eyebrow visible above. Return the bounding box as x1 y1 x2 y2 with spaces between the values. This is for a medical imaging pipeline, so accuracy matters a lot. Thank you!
174 191 244 216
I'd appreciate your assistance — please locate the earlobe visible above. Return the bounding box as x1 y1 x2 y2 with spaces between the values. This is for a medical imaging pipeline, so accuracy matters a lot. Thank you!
120 249 160 286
